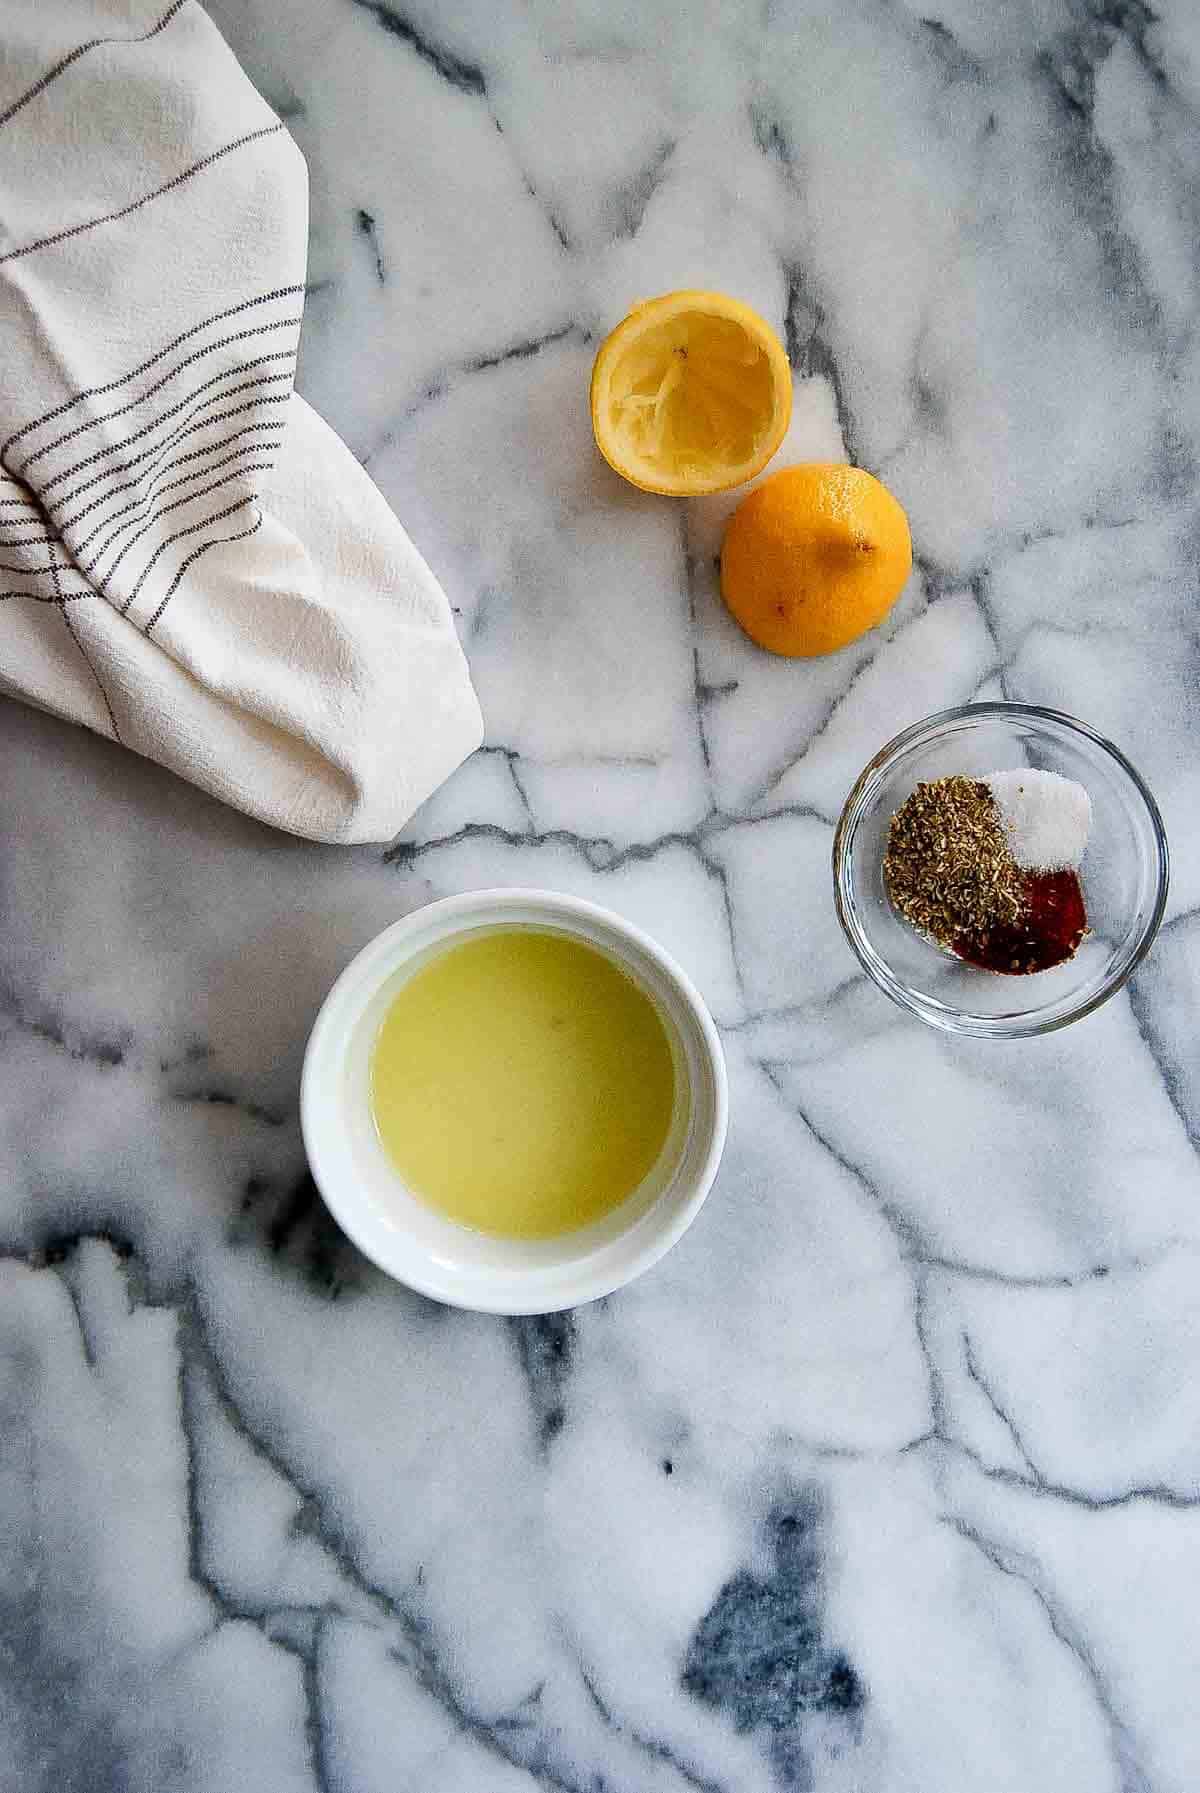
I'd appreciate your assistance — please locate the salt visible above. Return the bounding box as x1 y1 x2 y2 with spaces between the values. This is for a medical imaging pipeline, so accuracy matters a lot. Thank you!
984 768 1091 870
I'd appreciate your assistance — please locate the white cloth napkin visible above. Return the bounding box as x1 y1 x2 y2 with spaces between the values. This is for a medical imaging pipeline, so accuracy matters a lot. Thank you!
0 0 483 843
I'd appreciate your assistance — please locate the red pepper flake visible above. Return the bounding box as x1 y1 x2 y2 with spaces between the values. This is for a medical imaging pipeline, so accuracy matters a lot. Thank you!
954 869 1088 975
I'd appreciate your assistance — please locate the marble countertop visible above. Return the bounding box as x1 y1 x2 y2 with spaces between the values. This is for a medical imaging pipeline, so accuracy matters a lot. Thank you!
6 1 1200 1789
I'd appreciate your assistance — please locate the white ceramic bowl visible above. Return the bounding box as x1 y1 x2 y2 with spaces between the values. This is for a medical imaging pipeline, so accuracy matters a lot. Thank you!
301 888 728 1314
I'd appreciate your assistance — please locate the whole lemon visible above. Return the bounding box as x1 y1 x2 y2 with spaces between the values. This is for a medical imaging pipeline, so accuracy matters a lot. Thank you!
720 463 912 657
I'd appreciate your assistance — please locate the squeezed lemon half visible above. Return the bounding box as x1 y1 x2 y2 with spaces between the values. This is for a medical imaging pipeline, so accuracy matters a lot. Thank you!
590 290 792 496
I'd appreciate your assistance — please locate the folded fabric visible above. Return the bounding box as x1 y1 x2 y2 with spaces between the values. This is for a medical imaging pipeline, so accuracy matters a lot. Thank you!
0 0 483 843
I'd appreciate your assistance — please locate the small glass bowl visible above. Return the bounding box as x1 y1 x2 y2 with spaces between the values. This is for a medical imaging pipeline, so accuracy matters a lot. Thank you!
833 704 1169 1038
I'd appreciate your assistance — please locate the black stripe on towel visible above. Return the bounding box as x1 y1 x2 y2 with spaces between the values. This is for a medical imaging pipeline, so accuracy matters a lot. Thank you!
53 399 290 514
71 438 283 559
0 588 87 603
51 535 123 741
0 122 286 266
119 495 253 617
21 333 298 472
94 462 275 587
144 507 264 636
45 369 294 498
57 420 285 533
0 528 57 547
1 287 303 462
0 1 187 132
0 556 61 575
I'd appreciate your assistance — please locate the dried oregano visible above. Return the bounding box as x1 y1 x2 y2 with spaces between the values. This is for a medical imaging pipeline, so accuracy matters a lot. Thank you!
883 776 1026 950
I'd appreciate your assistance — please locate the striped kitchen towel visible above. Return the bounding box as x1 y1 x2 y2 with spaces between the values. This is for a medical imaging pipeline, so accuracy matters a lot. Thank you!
0 0 483 843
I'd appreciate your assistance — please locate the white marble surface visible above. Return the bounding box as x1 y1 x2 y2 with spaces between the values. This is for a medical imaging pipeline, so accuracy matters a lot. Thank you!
5 1 1200 1788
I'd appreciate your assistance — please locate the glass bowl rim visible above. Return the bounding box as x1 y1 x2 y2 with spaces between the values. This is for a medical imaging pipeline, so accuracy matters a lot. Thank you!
832 701 1170 1038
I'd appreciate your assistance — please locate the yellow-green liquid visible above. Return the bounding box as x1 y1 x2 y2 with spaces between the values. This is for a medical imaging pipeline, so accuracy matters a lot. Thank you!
369 928 677 1239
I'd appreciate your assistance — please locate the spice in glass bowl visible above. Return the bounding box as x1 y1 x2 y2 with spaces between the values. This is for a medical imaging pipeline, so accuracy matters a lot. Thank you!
883 770 1090 974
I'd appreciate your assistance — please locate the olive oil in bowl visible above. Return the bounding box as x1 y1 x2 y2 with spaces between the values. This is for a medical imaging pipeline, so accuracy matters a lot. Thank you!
369 927 677 1240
